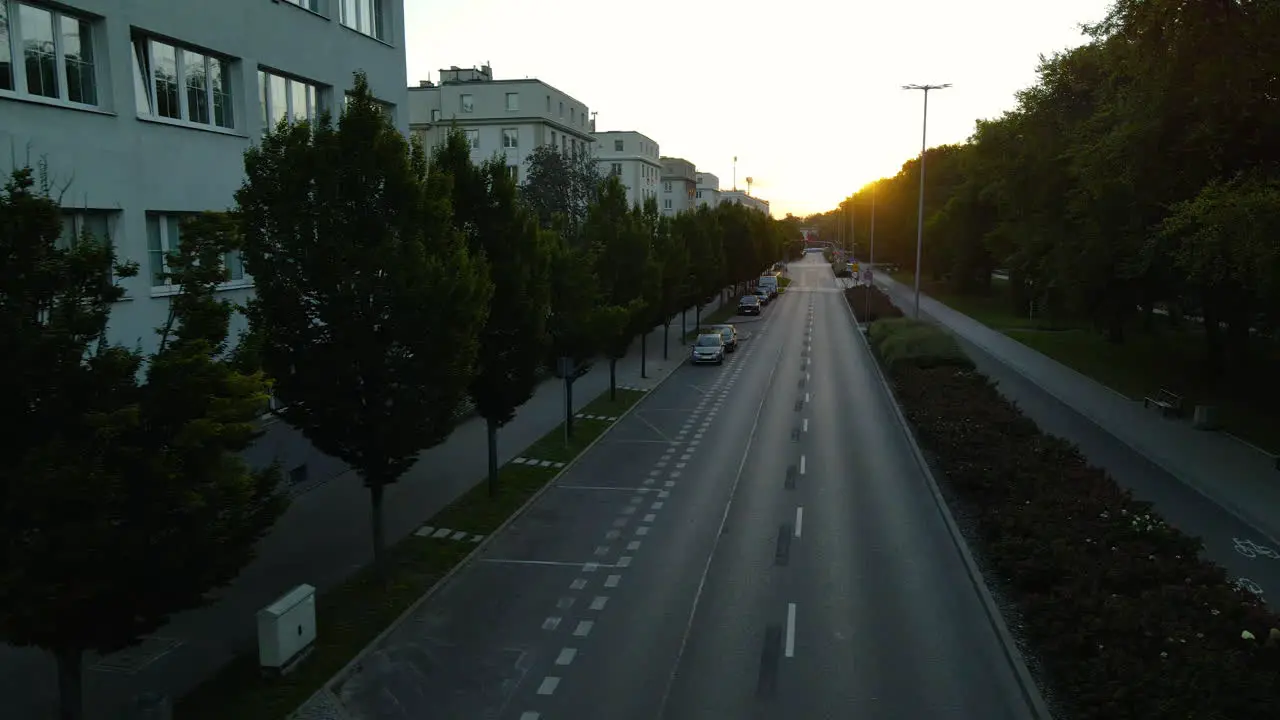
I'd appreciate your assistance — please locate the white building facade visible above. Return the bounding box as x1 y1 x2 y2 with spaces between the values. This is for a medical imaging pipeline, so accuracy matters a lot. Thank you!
407 65 595 184
695 171 722 208
593 130 661 210
0 0 409 357
720 190 771 215
659 156 697 217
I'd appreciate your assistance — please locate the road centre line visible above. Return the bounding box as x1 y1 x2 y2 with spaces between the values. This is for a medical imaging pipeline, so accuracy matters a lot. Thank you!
785 603 797 658
795 507 804 538
799 455 806 475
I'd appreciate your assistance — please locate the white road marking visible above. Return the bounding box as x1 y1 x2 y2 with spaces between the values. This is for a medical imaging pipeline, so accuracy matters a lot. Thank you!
594 545 610 556
643 513 657 523
785 603 797 658
606 529 621 540
559 485 652 492
604 574 621 588
675 463 686 469
573 620 594 637
655 462 667 468
542 616 561 630
590 595 609 610
636 526 650 536
621 505 636 515
570 579 587 590
617 556 632 567
802 418 808 433
649 469 662 477
664 480 676 487
627 540 642 550
612 518 628 528
795 507 804 538
658 490 670 499
630 495 643 504
652 501 664 509
669 471 681 478
520 713 541 720
804 392 810 403
556 597 574 609
806 372 810 382
556 648 577 665
584 562 600 572
537 677 560 695
799 455 806 475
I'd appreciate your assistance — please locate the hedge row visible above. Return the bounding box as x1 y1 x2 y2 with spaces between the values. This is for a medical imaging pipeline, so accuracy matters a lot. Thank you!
853 288 1280 720
844 285 902 323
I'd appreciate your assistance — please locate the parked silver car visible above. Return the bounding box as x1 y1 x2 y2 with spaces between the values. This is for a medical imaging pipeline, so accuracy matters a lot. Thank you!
691 333 726 365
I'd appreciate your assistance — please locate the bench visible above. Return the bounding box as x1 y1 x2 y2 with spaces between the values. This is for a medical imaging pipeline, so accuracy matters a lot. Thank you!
1143 389 1185 418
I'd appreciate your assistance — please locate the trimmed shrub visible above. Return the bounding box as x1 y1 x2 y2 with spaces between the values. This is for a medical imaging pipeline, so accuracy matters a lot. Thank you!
877 337 1280 718
869 317 975 371
844 285 903 322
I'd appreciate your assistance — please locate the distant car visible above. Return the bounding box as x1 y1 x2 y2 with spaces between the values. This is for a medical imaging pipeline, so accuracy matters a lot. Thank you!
691 333 726 365
710 324 738 352
738 295 762 315
753 287 771 305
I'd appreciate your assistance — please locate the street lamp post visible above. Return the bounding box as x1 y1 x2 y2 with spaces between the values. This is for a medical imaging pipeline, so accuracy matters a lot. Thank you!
866 182 876 320
902 83 950 318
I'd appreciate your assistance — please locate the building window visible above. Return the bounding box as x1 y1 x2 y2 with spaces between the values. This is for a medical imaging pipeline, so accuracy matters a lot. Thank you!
342 91 393 120
570 108 575 123
502 128 517 149
505 92 518 111
340 0 383 40
465 129 479 149
508 165 518 182
614 139 623 152
284 0 320 10
146 213 244 287
133 36 233 129
460 93 473 113
545 94 550 112
0 2 98 105
430 108 440 122
663 181 671 193
558 100 563 117
696 190 702 199
610 162 622 176
258 69 320 131
549 130 556 146
663 199 672 210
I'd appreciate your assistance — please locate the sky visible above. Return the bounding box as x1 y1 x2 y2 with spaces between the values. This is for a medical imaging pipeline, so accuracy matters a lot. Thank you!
404 0 1116 218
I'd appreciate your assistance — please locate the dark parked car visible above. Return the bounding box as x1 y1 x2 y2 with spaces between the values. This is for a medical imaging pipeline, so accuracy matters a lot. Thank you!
710 324 738 352
738 295 762 315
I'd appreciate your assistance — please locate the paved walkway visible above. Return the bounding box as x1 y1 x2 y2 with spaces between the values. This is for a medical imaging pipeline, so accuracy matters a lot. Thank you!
873 275 1280 545
1 294 725 720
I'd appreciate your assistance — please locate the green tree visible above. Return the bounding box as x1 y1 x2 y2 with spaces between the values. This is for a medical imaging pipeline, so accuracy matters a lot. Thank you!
684 205 725 329
653 210 689 358
432 130 554 496
588 177 655 399
0 170 284 720
521 143 602 236
236 73 491 571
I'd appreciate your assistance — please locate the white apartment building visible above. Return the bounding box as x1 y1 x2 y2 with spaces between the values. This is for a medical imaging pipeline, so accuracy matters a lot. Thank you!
593 130 661 210
0 0 409 357
659 156 697 217
407 64 595 184
720 189 771 216
695 171 722 208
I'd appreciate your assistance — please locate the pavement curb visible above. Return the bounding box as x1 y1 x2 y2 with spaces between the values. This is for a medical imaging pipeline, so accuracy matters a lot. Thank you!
838 286 1055 720
291 350 691 718
874 277 1280 549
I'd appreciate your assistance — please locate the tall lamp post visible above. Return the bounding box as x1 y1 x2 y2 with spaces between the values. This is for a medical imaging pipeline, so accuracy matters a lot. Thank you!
866 181 876 319
902 83 950 318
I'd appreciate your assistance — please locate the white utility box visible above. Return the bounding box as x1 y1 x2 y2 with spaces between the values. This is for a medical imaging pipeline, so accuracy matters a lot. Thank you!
257 583 316 674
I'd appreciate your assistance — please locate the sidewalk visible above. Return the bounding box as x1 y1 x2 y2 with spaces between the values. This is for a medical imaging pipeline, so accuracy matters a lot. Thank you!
874 275 1280 545
1 294 723 720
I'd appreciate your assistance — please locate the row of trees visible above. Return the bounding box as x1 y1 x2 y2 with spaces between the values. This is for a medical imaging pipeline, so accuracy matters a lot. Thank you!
814 0 1279 376
1 74 790 719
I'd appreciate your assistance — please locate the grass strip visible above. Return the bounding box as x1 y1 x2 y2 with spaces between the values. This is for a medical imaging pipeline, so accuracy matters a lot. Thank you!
175 388 647 720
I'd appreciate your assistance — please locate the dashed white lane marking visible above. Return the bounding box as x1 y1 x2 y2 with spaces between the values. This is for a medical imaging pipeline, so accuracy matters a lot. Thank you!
627 540 642 550
795 507 804 538
630 495 643 504
573 620 595 637
584 562 600 572
669 471 682 478
802 418 809 433
643 513 657 523
785 603 797 658
537 677 560 695
652 501 664 509
621 505 637 515
594 545 610 556
556 648 577 665
804 392 810 403
617 555 632 567
543 616 561 630
570 578 587 590
612 518 628 528
590 595 609 610
799 455 806 475
557 597 574 609
520 712 541 720
664 480 676 488
606 529 622 539
806 371 811 382
604 574 621 588
636 526 650 536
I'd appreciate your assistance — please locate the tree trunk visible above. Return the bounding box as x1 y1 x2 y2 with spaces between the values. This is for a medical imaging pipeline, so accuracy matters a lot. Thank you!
641 334 648 378
369 481 386 579
56 648 83 720
681 308 687 340
564 374 575 440
663 321 670 359
695 305 702 332
609 358 617 401
486 417 499 497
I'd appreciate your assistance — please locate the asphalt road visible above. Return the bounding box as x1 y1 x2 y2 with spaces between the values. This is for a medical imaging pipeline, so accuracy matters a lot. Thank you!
331 255 1036 719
